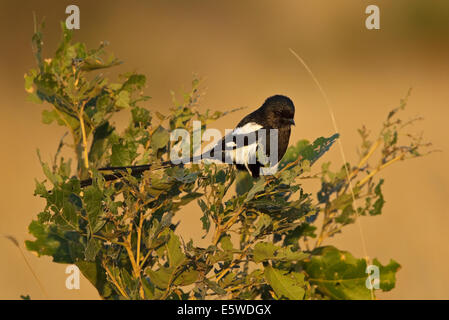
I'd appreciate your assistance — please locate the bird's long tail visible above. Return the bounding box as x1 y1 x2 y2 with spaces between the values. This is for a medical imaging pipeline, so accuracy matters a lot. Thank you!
79 155 203 187
80 161 176 187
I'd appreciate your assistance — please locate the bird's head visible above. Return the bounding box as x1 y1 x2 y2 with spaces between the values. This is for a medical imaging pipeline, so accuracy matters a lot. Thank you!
262 95 295 127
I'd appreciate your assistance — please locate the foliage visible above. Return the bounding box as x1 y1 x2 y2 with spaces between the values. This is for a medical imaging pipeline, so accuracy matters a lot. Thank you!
24 22 434 300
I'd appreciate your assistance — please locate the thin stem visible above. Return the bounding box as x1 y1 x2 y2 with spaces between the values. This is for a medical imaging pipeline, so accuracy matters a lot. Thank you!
3 236 50 299
124 223 140 278
140 248 154 270
136 213 144 269
214 243 252 282
347 138 382 181
103 262 130 299
357 153 405 187
212 207 244 245
89 234 126 247
79 101 89 169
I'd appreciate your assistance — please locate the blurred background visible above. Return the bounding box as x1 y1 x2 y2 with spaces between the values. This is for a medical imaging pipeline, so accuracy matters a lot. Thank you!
0 0 448 299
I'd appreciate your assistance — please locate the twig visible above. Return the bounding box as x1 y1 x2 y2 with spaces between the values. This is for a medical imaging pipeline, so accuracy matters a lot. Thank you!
357 153 405 187
79 100 89 169
103 262 130 299
3 235 49 299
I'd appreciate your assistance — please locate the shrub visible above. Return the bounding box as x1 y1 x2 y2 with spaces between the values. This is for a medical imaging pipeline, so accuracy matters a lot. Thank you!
24 22 433 300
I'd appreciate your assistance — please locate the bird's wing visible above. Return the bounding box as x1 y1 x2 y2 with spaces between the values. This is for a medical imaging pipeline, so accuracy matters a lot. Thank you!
224 122 263 170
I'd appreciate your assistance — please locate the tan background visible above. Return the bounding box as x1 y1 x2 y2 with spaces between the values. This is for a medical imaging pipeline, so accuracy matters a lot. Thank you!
0 0 448 299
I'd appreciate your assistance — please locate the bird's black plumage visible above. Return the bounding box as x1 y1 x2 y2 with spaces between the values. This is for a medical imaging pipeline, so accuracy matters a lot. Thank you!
208 94 295 177
80 95 295 187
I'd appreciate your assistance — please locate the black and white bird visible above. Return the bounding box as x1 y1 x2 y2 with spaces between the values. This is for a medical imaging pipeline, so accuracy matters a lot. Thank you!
80 95 295 187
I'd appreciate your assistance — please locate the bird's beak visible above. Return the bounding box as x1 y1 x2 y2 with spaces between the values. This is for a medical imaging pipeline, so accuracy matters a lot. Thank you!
289 118 295 126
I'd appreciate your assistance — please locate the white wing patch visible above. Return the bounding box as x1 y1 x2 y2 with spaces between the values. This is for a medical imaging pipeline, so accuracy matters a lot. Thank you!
201 122 265 174
227 122 263 171
231 122 263 136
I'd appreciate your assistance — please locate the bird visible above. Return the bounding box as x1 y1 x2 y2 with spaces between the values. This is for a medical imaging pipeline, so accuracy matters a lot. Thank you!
80 95 295 187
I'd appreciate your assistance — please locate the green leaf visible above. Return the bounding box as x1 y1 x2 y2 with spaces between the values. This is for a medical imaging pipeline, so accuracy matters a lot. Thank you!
253 243 277 262
115 90 130 108
245 178 265 202
264 266 305 300
167 232 185 268
177 192 203 207
85 238 101 262
41 109 63 125
83 187 104 233
279 165 303 184
280 134 339 169
253 242 308 263
146 267 171 289
204 279 226 296
76 261 114 299
151 125 170 152
173 268 200 286
284 224 317 246
219 235 234 262
374 258 401 291
141 278 156 299
88 121 114 165
34 179 48 196
199 202 211 237
25 220 73 263
253 213 272 237
303 246 401 300
60 201 79 230
219 235 233 251
200 213 210 239
236 171 253 195
27 92 43 104
24 71 35 92
122 74 147 91
110 144 131 166
131 106 151 125
80 56 122 71
370 179 385 216
25 220 60 257
37 150 63 185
